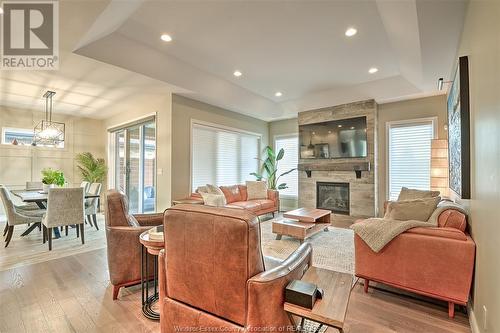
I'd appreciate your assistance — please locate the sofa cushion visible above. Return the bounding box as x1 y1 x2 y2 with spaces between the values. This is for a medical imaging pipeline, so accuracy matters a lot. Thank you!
438 209 467 232
220 185 244 203
200 192 226 207
398 187 440 201
251 199 274 210
246 181 268 200
384 197 440 222
226 201 260 211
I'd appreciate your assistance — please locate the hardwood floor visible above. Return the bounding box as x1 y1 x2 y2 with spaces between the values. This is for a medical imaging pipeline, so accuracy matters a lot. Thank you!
0 213 471 333
0 215 106 272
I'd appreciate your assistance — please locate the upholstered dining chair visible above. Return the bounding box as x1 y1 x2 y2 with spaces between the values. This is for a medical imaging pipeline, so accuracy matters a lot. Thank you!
85 183 102 230
0 186 44 247
105 189 163 300
80 181 90 194
26 181 43 190
42 187 85 251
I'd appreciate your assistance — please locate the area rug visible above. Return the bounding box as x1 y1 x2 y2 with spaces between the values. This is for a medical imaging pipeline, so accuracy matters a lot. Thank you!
260 219 355 275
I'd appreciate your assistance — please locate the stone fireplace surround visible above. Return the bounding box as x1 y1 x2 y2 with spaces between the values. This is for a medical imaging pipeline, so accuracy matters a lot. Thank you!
298 100 378 218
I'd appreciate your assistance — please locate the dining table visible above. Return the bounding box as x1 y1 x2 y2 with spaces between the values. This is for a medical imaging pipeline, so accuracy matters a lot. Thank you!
11 190 100 238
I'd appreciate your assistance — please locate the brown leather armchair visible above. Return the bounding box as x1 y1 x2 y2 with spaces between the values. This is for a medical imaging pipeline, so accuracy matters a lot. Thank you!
105 190 163 300
159 204 313 331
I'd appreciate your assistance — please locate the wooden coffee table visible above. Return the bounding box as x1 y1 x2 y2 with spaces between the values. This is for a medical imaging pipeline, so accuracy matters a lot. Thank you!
273 208 331 244
284 267 353 333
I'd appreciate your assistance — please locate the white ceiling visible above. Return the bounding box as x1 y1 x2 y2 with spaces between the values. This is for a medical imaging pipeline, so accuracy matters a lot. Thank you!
1 0 467 121
0 0 184 119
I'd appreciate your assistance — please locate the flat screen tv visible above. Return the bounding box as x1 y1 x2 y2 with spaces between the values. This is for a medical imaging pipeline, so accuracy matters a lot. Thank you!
299 116 367 159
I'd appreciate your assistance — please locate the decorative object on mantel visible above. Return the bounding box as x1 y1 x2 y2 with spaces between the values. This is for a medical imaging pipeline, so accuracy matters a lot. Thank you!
251 146 296 190
447 56 471 199
431 139 449 198
41 168 65 193
33 91 65 147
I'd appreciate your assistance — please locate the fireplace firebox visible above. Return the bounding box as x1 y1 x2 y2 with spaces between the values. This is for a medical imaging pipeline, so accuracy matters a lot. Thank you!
316 182 350 215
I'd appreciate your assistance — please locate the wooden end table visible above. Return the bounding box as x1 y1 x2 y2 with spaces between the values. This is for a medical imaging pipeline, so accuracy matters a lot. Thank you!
284 267 353 333
273 208 331 244
139 227 165 321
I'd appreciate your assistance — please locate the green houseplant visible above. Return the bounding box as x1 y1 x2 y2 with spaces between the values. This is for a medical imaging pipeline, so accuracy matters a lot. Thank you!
75 152 107 183
41 168 65 192
250 145 296 190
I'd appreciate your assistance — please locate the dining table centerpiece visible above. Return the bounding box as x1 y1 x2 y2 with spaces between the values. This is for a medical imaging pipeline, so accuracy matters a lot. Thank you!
41 168 65 193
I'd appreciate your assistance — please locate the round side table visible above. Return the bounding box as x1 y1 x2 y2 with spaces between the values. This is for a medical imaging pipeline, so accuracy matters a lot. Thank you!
139 228 164 321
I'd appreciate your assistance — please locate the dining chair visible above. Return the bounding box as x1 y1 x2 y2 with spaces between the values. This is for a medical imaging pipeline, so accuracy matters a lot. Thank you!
85 183 102 230
80 181 90 194
26 181 43 190
42 188 85 251
0 186 44 247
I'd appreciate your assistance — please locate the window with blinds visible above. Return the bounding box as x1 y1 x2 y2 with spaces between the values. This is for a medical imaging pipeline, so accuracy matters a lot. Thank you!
388 119 436 201
275 135 299 197
191 123 260 191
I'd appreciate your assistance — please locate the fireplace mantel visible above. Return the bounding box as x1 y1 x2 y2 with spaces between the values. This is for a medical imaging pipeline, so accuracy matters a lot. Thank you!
298 161 370 178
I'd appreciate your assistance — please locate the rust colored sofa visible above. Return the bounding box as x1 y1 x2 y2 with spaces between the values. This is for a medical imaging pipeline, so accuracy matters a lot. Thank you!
355 203 475 318
105 190 163 300
188 184 279 216
159 204 312 331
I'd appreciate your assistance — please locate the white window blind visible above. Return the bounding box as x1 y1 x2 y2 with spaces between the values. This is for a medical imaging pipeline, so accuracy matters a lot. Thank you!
275 135 298 197
192 123 260 191
388 119 435 201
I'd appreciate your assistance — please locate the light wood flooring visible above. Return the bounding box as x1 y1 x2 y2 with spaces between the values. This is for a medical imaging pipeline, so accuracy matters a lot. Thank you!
0 213 471 333
0 215 106 272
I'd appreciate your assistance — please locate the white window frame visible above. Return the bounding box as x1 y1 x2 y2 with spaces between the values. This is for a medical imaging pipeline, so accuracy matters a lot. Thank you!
386 117 438 200
189 119 262 192
1 127 65 148
274 133 299 199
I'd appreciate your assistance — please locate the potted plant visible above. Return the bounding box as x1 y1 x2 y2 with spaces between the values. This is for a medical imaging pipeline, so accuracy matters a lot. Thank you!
41 168 65 193
75 152 107 183
251 146 296 190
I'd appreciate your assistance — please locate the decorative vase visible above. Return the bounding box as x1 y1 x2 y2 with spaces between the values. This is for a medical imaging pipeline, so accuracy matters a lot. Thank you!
42 183 55 193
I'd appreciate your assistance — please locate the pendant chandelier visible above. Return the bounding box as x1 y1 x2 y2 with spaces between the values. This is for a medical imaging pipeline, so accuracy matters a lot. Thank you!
33 91 65 146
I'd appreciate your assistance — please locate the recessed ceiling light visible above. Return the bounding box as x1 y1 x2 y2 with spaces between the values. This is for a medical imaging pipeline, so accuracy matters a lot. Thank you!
275 92 282 97
338 125 343 128
233 70 242 77
350 126 355 130
368 67 378 74
0 7 3 15
345 27 357 37
160 34 172 42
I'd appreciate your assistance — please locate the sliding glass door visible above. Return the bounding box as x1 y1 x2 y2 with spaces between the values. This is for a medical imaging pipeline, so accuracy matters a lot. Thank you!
111 118 156 213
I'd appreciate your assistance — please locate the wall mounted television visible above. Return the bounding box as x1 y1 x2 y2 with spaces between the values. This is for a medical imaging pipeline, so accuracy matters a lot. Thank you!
299 116 367 159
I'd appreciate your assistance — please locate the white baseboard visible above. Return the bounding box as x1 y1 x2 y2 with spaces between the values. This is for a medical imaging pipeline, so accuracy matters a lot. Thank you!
468 304 481 333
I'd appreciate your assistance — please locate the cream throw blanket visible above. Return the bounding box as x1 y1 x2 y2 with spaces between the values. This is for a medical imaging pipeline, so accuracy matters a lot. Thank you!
351 201 468 253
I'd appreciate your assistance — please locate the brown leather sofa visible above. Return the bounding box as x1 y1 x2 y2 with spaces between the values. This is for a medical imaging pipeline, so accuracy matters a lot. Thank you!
105 190 163 300
159 204 312 331
188 184 279 216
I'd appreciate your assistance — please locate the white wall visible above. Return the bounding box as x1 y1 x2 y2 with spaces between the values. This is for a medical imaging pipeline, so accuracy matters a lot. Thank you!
457 1 500 332
0 105 106 214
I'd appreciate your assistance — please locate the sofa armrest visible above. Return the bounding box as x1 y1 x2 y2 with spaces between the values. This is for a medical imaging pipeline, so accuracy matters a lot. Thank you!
406 227 468 241
159 249 167 318
246 243 312 328
133 213 164 227
105 225 152 285
267 189 279 210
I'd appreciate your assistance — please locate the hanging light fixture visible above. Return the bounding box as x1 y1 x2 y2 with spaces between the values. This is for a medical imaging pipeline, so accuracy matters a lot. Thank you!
33 91 65 146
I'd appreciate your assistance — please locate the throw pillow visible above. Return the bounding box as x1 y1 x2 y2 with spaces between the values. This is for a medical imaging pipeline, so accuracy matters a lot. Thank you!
397 187 440 201
246 181 268 200
196 186 209 194
200 192 226 207
384 197 440 222
206 184 227 205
